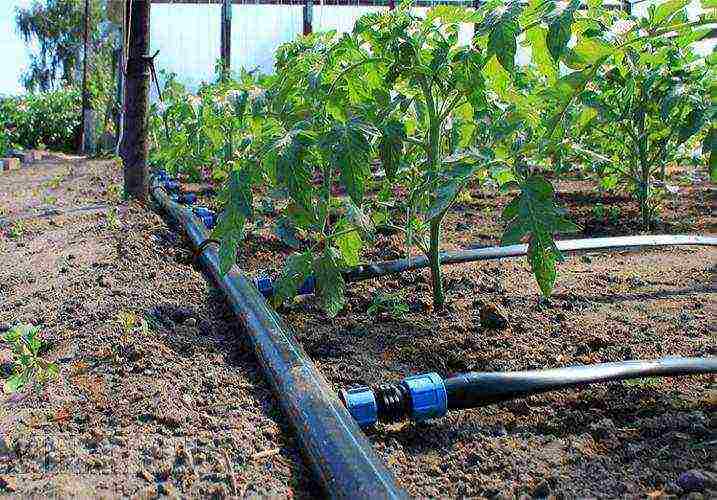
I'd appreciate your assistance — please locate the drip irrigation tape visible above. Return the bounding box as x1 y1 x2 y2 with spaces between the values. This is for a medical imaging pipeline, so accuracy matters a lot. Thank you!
150 181 407 500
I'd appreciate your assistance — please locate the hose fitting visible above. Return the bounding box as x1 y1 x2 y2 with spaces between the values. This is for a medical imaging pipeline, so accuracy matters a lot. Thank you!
340 373 447 428
192 206 216 229
171 192 197 205
253 275 316 298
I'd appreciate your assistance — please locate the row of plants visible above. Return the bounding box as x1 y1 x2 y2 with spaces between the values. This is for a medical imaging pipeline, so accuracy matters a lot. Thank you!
150 0 715 317
0 88 82 153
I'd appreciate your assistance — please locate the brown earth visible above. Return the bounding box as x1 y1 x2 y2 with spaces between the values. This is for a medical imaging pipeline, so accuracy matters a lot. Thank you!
226 169 716 498
0 155 318 498
1 154 715 499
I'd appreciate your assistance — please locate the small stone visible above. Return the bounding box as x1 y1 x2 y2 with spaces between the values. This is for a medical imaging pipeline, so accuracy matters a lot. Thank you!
479 303 508 330
532 480 551 498
0 475 17 492
184 317 197 328
158 482 177 496
678 470 708 493
0 435 12 456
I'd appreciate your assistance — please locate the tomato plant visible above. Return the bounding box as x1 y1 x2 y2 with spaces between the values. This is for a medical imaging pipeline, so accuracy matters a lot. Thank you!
570 2 715 228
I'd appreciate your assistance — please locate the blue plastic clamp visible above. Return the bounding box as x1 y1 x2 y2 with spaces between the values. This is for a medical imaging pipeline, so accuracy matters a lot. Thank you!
401 372 447 422
340 387 378 428
155 169 170 180
179 193 197 205
163 179 181 192
297 276 316 295
254 275 274 297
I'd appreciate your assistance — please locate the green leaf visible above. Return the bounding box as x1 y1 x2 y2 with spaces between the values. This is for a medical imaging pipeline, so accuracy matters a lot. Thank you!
345 198 375 238
213 168 252 275
4 372 28 393
703 127 716 182
547 0 580 63
379 120 406 181
326 120 373 205
654 0 690 25
334 221 362 266
314 247 346 317
678 108 706 144
526 26 557 82
501 175 579 296
273 251 313 306
569 37 614 68
489 20 519 73
426 157 487 221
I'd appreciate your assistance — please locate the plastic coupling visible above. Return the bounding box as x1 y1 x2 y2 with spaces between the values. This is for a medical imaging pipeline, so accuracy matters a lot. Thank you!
340 372 447 428
163 179 181 193
192 206 216 229
253 275 316 298
171 192 197 205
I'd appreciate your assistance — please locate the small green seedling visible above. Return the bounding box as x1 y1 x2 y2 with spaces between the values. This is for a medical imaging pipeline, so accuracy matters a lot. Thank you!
106 207 120 229
3 324 59 393
367 292 409 319
9 221 25 239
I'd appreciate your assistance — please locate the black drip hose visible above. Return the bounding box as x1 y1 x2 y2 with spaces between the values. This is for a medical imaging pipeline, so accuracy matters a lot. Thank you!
444 358 717 410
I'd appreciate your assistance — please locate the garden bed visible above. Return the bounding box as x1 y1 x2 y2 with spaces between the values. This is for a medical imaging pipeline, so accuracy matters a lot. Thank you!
0 157 318 497
214 170 716 497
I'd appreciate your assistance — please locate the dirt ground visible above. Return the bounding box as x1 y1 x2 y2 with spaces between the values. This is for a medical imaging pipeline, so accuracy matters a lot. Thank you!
229 168 716 498
0 155 318 497
1 154 715 498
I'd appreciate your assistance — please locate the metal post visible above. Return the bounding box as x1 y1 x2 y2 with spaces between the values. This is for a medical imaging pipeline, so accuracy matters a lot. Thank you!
221 0 232 75
122 0 151 201
80 0 94 154
303 0 313 36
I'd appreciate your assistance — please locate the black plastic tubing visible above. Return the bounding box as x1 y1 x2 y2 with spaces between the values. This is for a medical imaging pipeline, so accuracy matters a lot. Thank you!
343 234 717 282
445 357 717 410
151 182 407 499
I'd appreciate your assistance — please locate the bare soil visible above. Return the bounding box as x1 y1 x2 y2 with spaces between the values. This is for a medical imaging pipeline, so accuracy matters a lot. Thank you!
230 170 717 498
0 155 318 498
1 155 715 499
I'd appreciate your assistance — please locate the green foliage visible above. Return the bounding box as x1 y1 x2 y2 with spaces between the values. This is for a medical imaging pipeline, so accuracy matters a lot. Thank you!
570 7 714 228
149 0 716 313
501 176 579 296
367 292 409 319
3 324 59 394
0 88 81 152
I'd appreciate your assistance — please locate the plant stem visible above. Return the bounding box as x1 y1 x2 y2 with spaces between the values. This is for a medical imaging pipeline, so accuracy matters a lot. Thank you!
428 217 445 309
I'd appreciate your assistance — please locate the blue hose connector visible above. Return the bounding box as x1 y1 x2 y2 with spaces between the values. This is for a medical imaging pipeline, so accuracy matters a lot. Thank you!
171 193 198 205
193 207 216 229
340 387 378 428
401 372 447 422
164 179 181 193
155 170 170 181
255 275 274 297
297 276 316 295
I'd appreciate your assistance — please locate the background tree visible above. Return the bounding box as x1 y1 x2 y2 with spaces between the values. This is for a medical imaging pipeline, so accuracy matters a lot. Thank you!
15 0 114 92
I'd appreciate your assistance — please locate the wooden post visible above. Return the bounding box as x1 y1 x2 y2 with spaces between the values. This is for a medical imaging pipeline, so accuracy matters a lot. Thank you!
80 0 94 154
622 0 631 14
221 0 232 75
388 0 395 9
303 0 313 36
122 0 151 201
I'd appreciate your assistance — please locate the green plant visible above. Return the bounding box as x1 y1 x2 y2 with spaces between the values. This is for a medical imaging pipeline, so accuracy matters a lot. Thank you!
367 292 410 318
106 207 120 229
572 4 714 228
9 221 26 239
2 324 59 393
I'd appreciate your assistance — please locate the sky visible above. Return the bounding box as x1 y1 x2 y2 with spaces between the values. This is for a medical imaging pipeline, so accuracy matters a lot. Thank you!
0 0 714 96
0 0 33 96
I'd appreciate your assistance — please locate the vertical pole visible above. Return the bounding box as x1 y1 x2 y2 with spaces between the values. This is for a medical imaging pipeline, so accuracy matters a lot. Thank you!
622 0 631 15
388 0 395 9
122 0 151 201
80 0 94 154
221 0 232 76
114 42 125 153
303 0 313 36
473 0 480 38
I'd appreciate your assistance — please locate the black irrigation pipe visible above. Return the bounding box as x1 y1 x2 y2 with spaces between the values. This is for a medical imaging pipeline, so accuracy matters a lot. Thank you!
344 234 717 281
256 234 717 297
340 358 717 427
150 179 407 499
